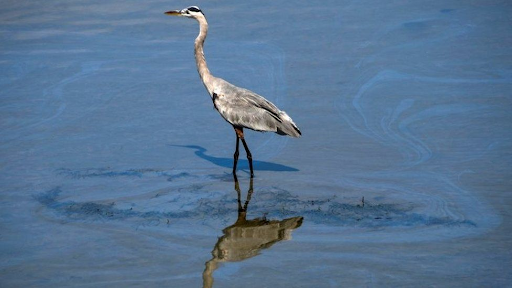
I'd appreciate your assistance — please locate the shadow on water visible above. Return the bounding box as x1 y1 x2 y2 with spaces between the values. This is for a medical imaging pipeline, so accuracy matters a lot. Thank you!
170 145 299 172
202 176 303 288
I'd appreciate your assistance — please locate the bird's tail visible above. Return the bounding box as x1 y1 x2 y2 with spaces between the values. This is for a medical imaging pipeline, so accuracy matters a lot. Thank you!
276 111 301 138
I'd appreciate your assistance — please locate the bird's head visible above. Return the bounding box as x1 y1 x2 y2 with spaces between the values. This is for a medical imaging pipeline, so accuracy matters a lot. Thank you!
165 6 204 19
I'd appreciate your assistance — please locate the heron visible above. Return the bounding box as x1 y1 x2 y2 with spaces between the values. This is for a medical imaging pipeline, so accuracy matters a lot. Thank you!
165 6 301 178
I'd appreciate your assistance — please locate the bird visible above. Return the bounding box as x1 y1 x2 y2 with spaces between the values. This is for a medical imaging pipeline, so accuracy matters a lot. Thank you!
165 6 301 178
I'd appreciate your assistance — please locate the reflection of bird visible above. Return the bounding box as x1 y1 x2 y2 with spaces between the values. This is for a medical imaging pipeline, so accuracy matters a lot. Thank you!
202 176 303 288
165 6 301 178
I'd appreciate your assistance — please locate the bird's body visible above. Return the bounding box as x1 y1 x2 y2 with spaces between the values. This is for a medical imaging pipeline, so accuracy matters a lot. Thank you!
210 78 301 137
166 6 301 177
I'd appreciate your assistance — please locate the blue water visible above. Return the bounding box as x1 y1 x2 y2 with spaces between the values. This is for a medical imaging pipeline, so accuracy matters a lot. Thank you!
1 0 511 287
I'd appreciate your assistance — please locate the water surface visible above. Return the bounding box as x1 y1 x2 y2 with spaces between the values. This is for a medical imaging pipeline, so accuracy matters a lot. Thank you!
1 0 511 287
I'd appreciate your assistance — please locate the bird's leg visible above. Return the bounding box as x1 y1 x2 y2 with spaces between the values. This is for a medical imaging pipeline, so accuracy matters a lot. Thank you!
233 137 240 175
241 138 254 178
233 127 254 177
233 127 242 176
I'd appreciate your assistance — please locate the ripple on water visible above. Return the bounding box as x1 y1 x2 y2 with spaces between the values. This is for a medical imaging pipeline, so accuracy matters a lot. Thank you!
35 170 499 244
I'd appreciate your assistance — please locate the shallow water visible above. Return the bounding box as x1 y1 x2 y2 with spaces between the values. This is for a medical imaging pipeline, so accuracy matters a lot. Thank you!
1 0 511 287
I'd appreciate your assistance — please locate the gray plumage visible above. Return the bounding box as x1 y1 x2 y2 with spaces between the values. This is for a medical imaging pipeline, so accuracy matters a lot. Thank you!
212 79 301 137
166 6 301 177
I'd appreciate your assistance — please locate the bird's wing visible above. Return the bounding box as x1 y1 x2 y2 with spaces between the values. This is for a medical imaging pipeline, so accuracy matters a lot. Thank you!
212 78 301 137
237 88 283 123
212 81 281 132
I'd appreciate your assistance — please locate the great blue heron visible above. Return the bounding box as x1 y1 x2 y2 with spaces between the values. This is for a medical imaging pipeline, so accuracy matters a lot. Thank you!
165 6 301 178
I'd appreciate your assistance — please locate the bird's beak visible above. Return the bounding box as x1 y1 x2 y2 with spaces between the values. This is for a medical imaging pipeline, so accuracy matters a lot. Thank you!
164 10 181 16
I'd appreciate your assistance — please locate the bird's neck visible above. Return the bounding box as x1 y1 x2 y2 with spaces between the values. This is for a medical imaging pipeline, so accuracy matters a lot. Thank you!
195 17 213 94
